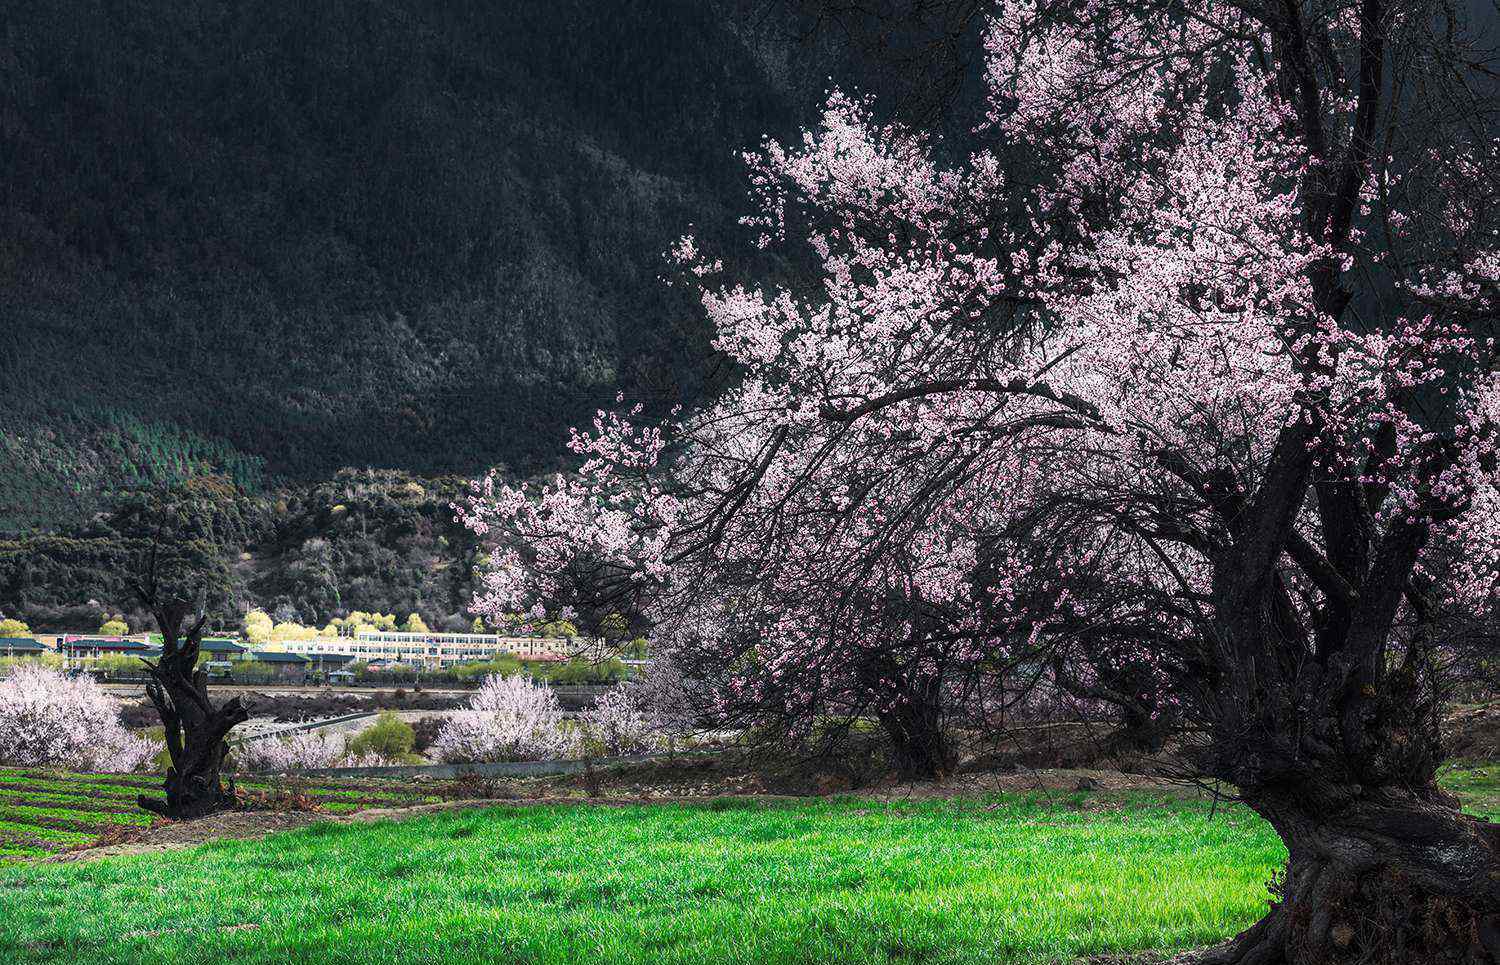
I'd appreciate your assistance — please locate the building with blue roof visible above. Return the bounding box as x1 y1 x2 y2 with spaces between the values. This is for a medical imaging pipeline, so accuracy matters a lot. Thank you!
0 638 46 657
199 638 246 657
61 636 157 660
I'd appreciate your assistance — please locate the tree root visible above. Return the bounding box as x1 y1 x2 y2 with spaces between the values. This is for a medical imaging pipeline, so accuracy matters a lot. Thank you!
1184 856 1500 965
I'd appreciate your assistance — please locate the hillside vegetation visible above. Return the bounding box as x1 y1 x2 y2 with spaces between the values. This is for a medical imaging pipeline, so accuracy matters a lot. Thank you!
0 0 813 534
0 471 484 630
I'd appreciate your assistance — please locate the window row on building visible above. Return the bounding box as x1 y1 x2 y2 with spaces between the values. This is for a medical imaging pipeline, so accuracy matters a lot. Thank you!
7 631 598 672
276 632 593 668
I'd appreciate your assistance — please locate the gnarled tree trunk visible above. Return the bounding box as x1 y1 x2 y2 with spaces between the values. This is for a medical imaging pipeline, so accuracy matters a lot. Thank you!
1200 787 1500 965
877 695 955 781
1193 540 1500 965
135 588 251 820
846 642 958 782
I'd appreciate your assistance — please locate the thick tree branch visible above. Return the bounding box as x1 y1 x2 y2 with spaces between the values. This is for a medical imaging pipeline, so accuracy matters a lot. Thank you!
819 377 1104 426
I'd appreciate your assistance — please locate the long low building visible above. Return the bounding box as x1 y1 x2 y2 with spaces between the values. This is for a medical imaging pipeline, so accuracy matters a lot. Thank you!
59 635 245 662
201 638 247 658
244 650 312 680
29 629 600 672
277 631 594 668
59 635 159 660
0 637 47 658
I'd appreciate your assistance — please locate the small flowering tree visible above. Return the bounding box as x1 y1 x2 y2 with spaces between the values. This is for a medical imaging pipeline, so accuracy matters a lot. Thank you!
0 665 156 773
576 660 706 756
431 674 575 763
464 2 1500 960
234 729 384 773
626 657 699 744
578 685 658 756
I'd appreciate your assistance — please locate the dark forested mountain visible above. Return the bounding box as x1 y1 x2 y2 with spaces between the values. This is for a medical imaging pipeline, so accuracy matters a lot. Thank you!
0 470 486 631
0 0 824 534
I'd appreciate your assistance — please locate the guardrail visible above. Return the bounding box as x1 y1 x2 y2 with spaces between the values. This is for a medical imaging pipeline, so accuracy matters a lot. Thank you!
232 711 380 745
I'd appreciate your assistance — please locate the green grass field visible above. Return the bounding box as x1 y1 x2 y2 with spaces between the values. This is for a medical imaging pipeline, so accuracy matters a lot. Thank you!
0 766 1489 964
0 793 1285 965
1440 760 1500 820
0 769 442 861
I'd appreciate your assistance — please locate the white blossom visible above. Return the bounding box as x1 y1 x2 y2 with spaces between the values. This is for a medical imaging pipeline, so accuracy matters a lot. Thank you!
431 674 576 763
0 665 156 773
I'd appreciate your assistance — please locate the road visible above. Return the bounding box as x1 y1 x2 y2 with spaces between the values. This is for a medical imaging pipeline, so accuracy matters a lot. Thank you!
101 681 481 697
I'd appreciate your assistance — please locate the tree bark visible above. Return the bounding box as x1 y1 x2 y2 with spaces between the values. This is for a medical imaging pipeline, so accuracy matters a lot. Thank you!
876 689 955 781
134 580 251 820
137 656 249 820
1196 789 1500 965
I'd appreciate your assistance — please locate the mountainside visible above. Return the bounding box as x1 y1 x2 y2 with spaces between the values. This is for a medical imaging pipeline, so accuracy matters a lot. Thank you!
0 470 485 631
0 0 815 534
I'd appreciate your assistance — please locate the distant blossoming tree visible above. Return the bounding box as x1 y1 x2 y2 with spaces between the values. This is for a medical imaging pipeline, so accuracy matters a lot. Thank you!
463 2 1500 962
234 729 383 773
432 674 575 763
579 684 659 756
577 658 705 756
0 665 156 773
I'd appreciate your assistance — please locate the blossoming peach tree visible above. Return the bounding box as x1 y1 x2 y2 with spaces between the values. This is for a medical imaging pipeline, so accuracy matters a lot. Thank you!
233 729 386 773
0 665 155 773
432 674 576 764
462 2 1499 961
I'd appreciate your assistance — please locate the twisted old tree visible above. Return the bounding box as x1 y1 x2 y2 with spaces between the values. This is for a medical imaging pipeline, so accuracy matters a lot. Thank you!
133 559 250 819
463 3 1500 962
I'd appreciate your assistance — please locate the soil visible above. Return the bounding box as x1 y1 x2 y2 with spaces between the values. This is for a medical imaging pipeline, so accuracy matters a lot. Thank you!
1444 702 1500 761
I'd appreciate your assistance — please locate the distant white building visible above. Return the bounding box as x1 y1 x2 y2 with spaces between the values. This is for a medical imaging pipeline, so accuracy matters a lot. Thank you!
277 631 593 668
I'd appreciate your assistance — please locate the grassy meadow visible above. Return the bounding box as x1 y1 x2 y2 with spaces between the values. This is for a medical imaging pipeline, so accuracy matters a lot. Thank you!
0 764 1491 963
0 792 1285 965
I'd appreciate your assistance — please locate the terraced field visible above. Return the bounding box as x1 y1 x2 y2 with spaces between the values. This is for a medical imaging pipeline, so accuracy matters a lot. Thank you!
0 769 444 861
